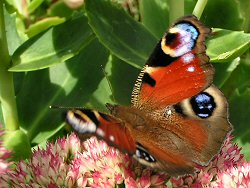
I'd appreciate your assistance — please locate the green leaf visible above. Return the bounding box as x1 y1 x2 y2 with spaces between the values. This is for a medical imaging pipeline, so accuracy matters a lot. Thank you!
3 130 32 160
106 55 139 105
16 39 109 145
85 0 157 69
139 0 169 38
4 0 27 16
10 15 94 72
236 0 250 32
221 58 250 159
48 1 74 18
26 17 66 38
202 0 243 31
0 107 3 126
207 29 250 62
229 88 250 160
236 138 250 160
4 7 23 55
213 58 240 87
221 59 250 98
27 0 44 14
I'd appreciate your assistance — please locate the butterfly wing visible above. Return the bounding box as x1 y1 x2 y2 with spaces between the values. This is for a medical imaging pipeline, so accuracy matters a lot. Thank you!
107 15 232 175
109 85 232 175
66 109 136 154
132 15 213 108
66 15 232 176
139 85 232 175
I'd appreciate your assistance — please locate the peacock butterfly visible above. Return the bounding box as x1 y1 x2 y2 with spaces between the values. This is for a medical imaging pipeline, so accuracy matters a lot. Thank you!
66 15 232 176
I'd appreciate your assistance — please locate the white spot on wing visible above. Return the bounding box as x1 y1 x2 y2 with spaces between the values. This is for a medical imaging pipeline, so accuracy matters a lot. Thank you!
187 66 195 72
182 53 194 63
109 135 115 142
96 128 105 137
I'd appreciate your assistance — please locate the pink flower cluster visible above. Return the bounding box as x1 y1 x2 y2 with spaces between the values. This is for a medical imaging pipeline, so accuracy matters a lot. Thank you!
0 129 12 188
1 134 167 187
170 135 246 187
0 132 249 187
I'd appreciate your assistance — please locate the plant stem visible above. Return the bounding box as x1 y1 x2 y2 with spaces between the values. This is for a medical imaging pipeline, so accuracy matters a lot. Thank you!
168 0 184 24
0 1 19 131
192 0 208 19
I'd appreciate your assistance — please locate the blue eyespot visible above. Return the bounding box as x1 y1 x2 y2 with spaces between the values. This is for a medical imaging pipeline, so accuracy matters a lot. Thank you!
190 92 216 118
175 23 199 41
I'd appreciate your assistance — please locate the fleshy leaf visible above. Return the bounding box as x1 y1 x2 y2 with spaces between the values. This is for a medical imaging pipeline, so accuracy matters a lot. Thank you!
85 0 157 68
230 88 250 160
208 29 250 62
202 0 243 31
213 58 240 87
139 0 169 38
26 17 66 37
16 39 109 145
4 7 23 55
3 130 31 160
10 15 94 72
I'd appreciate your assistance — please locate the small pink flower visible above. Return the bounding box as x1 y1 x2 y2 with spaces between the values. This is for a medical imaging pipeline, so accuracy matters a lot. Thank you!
1 132 249 187
212 162 250 187
0 128 12 188
2 134 168 187
171 135 246 187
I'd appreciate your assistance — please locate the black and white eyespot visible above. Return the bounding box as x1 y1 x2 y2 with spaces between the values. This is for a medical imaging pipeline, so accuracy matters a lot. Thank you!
134 144 156 165
174 85 227 120
190 92 216 118
161 22 199 57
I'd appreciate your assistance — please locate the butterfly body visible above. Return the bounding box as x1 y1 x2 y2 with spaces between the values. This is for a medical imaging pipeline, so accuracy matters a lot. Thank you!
66 15 232 176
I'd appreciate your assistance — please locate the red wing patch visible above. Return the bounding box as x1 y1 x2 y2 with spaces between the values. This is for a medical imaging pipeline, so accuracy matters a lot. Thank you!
131 15 213 108
66 109 136 154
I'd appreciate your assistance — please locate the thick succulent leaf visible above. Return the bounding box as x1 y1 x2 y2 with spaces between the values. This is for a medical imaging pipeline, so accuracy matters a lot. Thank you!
4 7 23 55
26 17 66 37
202 0 243 30
106 55 139 105
27 0 44 14
10 15 94 72
220 58 250 160
16 39 110 144
207 29 250 62
213 58 240 87
139 0 169 38
236 0 250 32
85 0 157 68
4 0 27 15
3 130 32 160
230 88 250 160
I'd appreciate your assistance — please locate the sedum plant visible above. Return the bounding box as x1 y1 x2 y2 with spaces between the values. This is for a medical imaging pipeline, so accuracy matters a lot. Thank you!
0 0 250 187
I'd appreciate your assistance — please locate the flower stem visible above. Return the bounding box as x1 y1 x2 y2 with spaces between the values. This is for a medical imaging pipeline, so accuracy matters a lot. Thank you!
192 0 208 19
168 0 184 24
0 1 19 131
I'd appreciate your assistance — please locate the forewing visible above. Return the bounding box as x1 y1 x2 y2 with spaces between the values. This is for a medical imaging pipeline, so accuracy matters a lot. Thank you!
132 15 213 108
66 109 136 154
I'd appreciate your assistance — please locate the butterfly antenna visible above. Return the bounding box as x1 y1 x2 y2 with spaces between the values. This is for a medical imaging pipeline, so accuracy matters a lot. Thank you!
49 105 85 110
101 65 116 103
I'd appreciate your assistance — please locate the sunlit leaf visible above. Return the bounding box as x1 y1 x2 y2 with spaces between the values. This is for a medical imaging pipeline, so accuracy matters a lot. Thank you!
139 0 169 38
10 15 94 72
26 17 66 37
208 29 250 62
85 0 157 68
16 39 109 144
